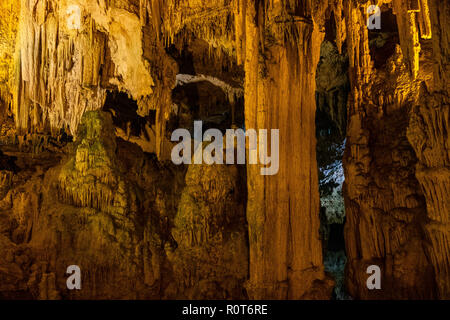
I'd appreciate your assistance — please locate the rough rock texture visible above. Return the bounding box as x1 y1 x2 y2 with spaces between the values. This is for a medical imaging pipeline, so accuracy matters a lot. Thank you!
168 161 248 299
0 0 19 121
13 0 178 159
0 110 248 299
316 40 349 137
406 0 450 298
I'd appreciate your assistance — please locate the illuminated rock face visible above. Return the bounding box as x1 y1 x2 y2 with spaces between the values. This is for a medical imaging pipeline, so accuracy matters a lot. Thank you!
168 161 248 299
341 0 449 300
11 0 178 159
240 1 334 300
0 0 448 300
0 0 19 118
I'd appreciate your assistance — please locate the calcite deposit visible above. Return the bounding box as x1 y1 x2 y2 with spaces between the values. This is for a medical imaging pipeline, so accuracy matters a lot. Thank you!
0 0 448 300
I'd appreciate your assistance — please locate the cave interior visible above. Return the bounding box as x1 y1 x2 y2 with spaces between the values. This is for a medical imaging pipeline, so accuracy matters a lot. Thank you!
0 0 448 300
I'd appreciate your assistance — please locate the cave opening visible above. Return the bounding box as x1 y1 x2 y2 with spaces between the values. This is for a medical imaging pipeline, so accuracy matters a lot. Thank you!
315 16 350 299
368 7 400 69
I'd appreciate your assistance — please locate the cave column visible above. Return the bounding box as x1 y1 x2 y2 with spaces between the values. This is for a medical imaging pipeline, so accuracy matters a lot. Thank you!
243 0 329 299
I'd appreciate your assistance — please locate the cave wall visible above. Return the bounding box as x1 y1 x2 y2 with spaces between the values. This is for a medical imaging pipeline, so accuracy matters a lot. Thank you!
0 0 448 300
406 0 450 299
0 0 19 121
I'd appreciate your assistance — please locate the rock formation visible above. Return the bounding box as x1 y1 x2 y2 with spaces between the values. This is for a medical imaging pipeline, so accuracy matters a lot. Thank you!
168 160 248 299
0 0 448 300
341 0 449 300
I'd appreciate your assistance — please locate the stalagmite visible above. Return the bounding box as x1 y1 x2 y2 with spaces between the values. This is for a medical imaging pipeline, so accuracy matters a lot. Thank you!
344 0 448 299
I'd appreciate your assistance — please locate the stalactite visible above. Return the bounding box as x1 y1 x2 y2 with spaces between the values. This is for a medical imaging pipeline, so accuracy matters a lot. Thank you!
343 0 448 299
58 111 128 217
0 0 20 118
243 0 333 300
392 0 421 78
1 0 448 301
